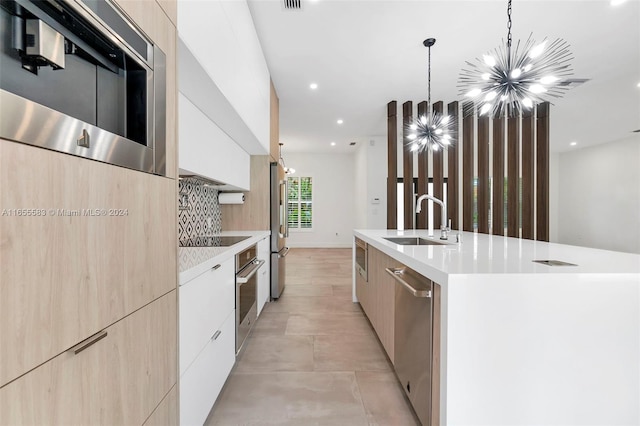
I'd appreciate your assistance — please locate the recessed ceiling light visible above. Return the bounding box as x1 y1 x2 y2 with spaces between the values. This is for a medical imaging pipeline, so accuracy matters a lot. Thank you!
570 141 578 146
309 83 318 90
637 82 640 88
337 119 343 125
330 142 336 146
611 0 627 5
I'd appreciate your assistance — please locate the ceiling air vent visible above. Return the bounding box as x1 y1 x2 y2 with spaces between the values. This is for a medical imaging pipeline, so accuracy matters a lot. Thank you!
632 129 640 133
283 0 301 10
349 142 357 146
558 78 590 88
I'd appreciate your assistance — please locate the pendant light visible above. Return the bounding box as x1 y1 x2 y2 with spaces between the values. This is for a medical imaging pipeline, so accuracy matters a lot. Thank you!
278 143 295 174
408 38 454 153
458 0 573 117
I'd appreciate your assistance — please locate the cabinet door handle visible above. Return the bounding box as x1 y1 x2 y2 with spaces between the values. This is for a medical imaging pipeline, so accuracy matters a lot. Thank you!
385 268 432 298
69 330 108 355
212 264 221 270
211 330 221 341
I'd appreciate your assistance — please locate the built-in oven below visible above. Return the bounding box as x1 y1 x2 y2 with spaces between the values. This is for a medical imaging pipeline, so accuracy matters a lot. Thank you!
235 244 264 354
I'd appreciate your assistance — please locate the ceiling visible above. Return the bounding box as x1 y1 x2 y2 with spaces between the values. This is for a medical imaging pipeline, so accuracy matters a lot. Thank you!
247 0 640 154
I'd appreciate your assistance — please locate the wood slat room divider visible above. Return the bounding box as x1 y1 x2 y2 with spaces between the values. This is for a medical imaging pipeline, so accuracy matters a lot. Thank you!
447 101 459 231
386 100 550 241
462 103 474 232
402 101 413 230
387 101 397 230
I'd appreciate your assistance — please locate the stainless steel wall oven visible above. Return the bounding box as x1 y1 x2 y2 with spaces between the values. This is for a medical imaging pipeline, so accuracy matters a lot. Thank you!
236 244 264 354
0 0 166 175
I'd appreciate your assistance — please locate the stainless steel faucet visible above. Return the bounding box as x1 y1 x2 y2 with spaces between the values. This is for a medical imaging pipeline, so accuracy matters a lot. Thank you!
415 194 450 240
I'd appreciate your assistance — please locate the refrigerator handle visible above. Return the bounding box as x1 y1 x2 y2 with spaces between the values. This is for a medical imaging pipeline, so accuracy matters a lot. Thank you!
278 247 290 258
279 179 289 238
284 179 289 238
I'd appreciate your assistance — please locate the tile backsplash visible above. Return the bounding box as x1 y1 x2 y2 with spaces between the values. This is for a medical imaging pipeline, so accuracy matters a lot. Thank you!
178 177 222 245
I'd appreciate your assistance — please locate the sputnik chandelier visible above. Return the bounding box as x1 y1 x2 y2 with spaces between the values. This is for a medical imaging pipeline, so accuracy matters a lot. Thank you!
458 0 573 117
408 38 454 153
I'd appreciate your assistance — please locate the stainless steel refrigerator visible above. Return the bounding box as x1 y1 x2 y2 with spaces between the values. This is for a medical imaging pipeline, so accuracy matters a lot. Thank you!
270 162 289 299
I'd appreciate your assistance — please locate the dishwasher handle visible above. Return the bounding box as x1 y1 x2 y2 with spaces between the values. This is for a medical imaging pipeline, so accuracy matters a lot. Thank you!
385 267 432 298
237 259 265 284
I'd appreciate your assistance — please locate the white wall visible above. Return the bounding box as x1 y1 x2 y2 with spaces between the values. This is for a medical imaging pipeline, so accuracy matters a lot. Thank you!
366 138 388 229
353 138 388 230
556 135 640 254
285 153 355 248
354 143 368 229
549 152 560 243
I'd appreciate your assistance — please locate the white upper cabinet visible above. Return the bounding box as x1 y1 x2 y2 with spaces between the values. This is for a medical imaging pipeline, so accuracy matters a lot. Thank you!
179 93 250 190
177 0 270 155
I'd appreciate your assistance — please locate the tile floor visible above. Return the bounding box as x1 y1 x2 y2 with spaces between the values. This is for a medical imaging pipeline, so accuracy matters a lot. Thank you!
205 248 420 426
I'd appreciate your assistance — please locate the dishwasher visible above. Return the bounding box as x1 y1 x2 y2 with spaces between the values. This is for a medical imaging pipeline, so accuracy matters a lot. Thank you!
386 266 437 426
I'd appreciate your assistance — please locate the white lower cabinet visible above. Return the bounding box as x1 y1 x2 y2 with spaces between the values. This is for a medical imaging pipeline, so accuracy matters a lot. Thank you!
180 310 236 426
179 256 237 425
179 258 234 375
256 236 270 316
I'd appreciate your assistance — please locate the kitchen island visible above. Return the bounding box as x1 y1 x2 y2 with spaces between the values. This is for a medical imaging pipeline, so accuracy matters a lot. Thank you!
353 229 640 426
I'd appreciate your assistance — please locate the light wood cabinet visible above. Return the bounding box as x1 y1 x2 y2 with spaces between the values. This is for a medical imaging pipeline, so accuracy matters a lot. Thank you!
221 155 270 231
270 80 280 162
0 142 176 386
143 385 178 426
0 0 178 422
0 292 177 425
358 246 402 364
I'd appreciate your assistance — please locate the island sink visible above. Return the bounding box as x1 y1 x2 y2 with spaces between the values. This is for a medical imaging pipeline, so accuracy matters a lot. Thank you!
383 237 447 246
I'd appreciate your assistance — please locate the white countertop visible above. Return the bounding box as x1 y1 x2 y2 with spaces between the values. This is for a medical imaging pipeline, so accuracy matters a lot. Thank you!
179 230 270 284
355 229 640 284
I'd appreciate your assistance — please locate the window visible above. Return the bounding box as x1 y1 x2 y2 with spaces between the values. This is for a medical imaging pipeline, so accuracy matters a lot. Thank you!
287 176 312 229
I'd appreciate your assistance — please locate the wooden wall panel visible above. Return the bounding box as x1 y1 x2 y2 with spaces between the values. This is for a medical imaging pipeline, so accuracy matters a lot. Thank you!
387 101 398 229
507 113 520 238
402 101 414 230
269 80 280 163
536 103 550 241
477 116 490 234
432 101 444 228
462 103 475 232
416 101 428 229
492 115 505 236
221 156 270 231
521 109 535 240
447 102 459 230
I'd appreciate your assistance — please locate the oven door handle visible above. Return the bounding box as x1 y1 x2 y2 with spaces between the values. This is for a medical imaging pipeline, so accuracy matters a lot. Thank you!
236 259 265 284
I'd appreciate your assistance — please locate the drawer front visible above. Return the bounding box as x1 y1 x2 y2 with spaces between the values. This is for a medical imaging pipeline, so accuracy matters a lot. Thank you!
0 291 177 425
180 310 236 426
179 257 234 374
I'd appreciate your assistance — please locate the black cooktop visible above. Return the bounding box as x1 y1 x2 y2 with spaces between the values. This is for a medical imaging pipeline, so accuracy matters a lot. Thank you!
179 235 250 247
